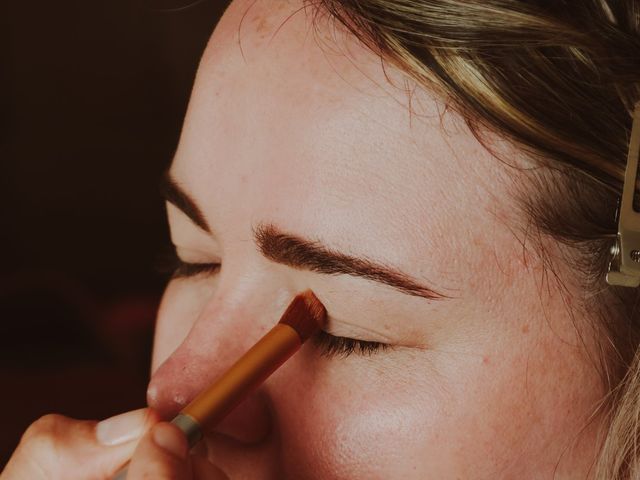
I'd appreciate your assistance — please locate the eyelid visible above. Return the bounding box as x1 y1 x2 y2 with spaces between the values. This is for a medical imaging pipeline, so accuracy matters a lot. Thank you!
174 245 221 264
155 246 220 279
322 317 396 344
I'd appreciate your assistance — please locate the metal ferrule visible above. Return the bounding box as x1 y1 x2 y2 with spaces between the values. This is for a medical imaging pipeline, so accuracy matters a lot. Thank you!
171 413 203 448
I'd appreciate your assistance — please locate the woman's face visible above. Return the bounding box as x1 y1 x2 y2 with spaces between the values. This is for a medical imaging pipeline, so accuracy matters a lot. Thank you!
147 0 606 478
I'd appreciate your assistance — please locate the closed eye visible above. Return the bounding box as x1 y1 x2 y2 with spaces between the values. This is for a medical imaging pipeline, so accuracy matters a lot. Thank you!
155 246 390 358
155 247 221 279
312 330 391 358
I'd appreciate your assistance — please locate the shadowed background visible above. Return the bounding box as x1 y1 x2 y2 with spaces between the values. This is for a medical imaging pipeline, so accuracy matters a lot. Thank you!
1 0 227 465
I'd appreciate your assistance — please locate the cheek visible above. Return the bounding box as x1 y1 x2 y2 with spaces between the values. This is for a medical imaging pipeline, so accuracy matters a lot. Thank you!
267 325 602 480
270 352 451 479
151 278 217 373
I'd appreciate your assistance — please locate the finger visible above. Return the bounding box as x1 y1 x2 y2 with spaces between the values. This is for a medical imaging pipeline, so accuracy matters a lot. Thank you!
126 422 190 480
1 409 158 480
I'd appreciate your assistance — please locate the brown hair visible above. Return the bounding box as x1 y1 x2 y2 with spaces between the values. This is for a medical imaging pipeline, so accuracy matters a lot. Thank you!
310 1 640 477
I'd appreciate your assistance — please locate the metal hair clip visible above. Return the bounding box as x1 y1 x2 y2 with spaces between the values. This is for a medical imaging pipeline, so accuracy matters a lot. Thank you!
606 102 640 287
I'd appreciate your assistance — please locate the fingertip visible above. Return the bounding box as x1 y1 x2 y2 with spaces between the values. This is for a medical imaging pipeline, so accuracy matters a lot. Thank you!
127 422 190 479
96 409 150 447
151 422 188 461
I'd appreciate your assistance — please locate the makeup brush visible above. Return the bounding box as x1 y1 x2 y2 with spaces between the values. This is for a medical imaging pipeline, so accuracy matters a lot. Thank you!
112 290 326 479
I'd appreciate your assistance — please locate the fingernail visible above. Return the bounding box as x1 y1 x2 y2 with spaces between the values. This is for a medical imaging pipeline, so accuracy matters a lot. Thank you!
153 423 188 460
96 408 149 446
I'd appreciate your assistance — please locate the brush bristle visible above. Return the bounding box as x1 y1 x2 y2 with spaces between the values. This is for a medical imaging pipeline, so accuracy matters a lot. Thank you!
278 290 327 342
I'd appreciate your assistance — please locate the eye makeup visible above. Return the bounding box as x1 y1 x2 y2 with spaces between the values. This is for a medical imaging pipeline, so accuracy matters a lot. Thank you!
155 247 394 358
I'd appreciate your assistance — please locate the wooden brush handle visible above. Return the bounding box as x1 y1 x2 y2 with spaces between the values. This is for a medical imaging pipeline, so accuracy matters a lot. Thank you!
183 323 301 428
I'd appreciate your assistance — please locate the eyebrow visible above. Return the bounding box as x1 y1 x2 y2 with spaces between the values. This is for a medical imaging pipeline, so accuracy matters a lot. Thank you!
159 170 212 233
160 171 448 301
257 224 448 300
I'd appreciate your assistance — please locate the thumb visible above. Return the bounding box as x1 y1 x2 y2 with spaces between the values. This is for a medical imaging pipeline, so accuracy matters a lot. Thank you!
1 409 158 480
127 422 191 480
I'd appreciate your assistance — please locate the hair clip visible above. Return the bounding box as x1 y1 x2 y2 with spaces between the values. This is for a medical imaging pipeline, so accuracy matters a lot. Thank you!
607 102 640 287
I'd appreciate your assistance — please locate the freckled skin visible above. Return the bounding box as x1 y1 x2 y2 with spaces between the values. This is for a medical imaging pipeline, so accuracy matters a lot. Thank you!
148 0 607 478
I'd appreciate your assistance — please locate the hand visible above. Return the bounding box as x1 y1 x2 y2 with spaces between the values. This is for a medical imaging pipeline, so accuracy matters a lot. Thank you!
1 409 227 480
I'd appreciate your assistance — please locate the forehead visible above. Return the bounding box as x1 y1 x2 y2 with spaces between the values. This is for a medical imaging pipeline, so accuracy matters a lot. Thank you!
171 0 515 272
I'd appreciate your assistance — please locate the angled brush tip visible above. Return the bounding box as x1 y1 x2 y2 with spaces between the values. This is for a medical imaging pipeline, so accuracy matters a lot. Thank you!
278 290 327 342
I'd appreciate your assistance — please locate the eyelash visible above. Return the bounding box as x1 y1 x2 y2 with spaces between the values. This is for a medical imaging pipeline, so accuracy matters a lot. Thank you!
155 248 390 358
312 330 390 358
155 248 221 279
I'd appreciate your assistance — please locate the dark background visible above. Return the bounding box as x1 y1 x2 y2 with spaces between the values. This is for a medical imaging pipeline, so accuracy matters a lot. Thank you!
1 0 227 466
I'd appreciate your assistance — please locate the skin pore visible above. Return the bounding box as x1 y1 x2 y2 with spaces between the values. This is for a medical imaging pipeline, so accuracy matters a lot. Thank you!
146 0 607 478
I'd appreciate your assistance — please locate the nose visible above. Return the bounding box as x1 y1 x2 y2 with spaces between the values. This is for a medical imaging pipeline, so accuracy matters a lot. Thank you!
147 292 279 445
